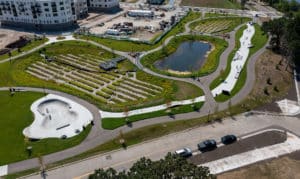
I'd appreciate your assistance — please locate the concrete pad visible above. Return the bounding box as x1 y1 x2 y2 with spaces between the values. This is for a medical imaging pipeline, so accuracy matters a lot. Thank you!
23 94 93 139
0 165 8 177
276 99 300 116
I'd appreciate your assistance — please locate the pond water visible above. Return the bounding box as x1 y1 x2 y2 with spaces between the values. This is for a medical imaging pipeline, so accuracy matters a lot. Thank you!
155 41 211 72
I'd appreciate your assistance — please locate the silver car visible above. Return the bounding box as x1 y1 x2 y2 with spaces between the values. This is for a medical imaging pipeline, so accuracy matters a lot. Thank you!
175 148 192 157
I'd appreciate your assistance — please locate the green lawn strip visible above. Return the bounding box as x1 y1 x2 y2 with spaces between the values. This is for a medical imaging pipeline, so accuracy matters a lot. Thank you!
0 91 91 165
102 102 204 129
0 38 48 61
181 0 241 9
0 41 203 112
190 17 251 34
76 11 202 52
214 24 268 102
210 24 247 90
141 34 227 77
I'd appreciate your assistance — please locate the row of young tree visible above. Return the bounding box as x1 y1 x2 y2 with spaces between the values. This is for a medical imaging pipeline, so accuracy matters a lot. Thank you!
88 153 215 179
261 0 299 13
262 12 300 68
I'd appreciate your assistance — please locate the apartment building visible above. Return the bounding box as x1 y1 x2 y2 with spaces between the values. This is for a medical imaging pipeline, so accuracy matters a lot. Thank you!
0 0 119 30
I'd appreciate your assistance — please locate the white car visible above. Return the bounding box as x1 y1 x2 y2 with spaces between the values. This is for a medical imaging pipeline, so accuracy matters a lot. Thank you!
175 148 192 157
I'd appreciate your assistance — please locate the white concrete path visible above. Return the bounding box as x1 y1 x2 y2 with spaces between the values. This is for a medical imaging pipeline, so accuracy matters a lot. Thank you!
212 23 255 96
0 165 7 177
100 96 205 118
45 35 75 45
201 130 300 174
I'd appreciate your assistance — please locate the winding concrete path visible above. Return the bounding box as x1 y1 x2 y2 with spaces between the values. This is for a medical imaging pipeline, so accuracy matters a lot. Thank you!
0 14 272 176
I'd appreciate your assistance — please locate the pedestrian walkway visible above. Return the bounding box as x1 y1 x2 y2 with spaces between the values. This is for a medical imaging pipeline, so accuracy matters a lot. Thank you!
212 23 255 96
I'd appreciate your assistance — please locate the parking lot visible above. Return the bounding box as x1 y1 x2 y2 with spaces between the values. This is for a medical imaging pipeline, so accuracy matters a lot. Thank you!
188 130 287 165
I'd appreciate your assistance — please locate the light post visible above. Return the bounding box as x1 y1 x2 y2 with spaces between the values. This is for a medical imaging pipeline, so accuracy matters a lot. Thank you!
26 146 32 157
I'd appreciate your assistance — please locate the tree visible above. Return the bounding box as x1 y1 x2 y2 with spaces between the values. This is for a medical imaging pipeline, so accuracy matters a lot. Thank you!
89 153 215 179
262 18 286 51
263 14 300 67
240 0 247 10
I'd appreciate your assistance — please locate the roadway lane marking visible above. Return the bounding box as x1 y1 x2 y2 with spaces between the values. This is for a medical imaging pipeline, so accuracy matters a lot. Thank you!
294 70 300 105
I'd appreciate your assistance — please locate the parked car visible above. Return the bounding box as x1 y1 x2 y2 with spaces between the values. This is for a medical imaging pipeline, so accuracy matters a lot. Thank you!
175 148 192 157
221 134 237 145
197 139 217 152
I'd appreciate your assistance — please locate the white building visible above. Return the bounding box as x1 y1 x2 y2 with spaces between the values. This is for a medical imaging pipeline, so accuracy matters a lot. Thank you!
0 0 119 30
88 0 119 11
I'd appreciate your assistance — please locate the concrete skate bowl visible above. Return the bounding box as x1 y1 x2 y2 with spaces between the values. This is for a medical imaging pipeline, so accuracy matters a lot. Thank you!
38 99 77 129
23 94 93 139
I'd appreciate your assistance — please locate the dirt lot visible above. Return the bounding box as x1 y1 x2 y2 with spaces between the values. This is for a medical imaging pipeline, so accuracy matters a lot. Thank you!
188 130 287 165
218 151 300 179
249 50 293 112
0 28 31 49
88 8 183 40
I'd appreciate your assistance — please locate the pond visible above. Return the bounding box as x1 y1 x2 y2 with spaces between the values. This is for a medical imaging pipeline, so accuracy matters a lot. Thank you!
155 41 211 72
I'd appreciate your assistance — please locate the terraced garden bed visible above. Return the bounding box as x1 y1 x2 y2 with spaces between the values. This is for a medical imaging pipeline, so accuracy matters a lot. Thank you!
0 41 203 112
190 17 251 34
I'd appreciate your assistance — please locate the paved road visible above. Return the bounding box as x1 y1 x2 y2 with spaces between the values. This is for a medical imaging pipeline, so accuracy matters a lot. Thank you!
23 113 300 179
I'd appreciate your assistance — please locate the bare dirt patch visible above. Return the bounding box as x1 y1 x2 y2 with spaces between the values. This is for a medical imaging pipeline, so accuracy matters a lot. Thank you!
0 29 31 49
218 151 300 179
246 50 293 112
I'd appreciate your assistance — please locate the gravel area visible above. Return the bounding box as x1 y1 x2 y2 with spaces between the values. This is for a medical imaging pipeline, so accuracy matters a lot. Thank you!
188 130 287 165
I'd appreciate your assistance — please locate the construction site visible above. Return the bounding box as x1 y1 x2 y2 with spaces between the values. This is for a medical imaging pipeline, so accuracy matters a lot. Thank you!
76 0 184 41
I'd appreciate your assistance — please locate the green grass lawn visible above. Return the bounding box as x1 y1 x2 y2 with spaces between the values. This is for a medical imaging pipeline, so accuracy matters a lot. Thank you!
102 102 203 129
213 24 268 101
0 38 48 61
181 0 241 9
140 35 228 77
0 91 91 165
0 40 203 112
76 11 202 52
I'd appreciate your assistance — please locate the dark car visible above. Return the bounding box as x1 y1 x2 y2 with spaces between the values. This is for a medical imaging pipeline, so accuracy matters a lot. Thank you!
197 139 217 152
221 134 237 145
